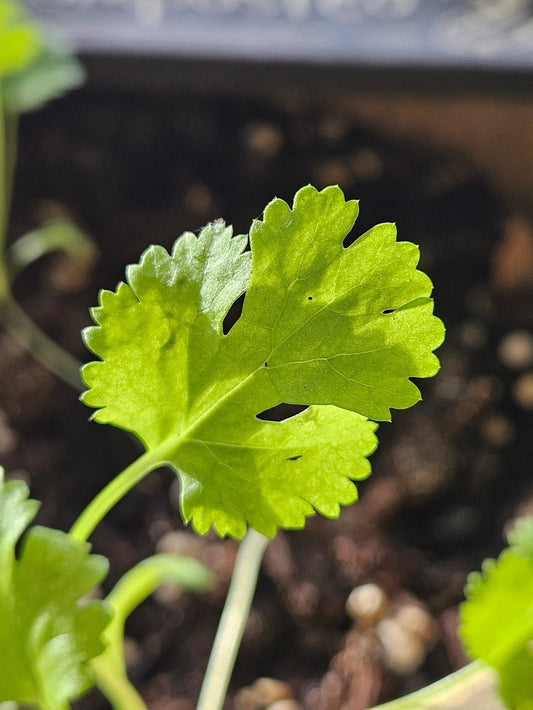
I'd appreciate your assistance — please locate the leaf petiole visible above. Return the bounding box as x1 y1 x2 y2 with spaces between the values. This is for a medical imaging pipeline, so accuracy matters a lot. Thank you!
6 218 97 280
0 82 11 300
69 449 163 542
91 554 211 710
0 76 84 390
87 664 147 710
197 528 270 710
0 296 83 390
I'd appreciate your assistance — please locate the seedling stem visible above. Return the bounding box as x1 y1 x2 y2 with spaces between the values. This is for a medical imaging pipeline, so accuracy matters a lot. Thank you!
197 528 270 710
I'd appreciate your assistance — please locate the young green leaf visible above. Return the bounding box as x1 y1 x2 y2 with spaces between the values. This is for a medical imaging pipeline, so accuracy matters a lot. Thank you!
460 516 533 710
0 0 42 79
0 469 111 710
0 0 84 113
82 186 444 538
3 37 84 114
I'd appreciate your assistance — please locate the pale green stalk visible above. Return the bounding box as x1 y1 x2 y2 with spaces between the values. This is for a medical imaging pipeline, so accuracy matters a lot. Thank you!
91 554 211 710
102 554 212 674
193 533 495 710
0 83 83 389
0 86 19 294
89 662 148 710
368 661 498 710
6 219 96 279
0 297 83 390
196 528 270 710
0 83 10 300
3 100 17 241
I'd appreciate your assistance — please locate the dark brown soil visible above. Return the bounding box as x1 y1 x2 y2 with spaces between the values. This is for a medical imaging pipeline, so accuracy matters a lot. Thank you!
2 87 532 710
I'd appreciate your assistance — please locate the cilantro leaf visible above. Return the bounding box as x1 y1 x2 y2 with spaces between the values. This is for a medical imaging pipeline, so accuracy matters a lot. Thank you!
0 0 83 113
461 550 533 669
460 516 533 710
0 469 111 710
82 186 443 538
3 36 84 114
0 0 42 79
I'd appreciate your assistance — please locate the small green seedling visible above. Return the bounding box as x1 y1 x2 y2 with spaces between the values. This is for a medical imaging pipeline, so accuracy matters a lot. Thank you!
0 469 111 710
460 516 533 710
0 467 211 710
0 0 94 391
1 184 530 710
